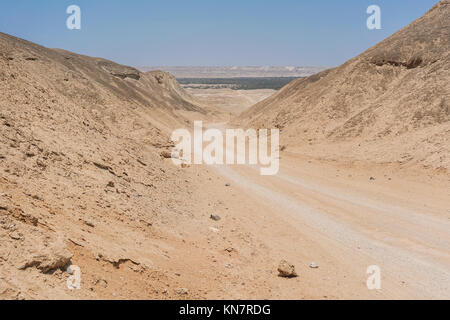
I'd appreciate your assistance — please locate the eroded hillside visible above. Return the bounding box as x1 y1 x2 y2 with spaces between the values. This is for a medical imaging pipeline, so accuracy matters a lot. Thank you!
240 0 450 171
0 32 216 299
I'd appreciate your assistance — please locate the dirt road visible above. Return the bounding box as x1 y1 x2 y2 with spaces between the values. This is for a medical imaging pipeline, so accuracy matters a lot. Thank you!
197 123 450 299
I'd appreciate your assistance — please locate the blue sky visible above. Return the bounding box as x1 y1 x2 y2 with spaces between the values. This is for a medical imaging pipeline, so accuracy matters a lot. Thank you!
0 0 439 67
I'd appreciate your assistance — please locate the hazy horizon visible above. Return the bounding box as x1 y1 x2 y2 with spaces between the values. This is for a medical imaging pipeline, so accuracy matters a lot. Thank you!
0 1 439 67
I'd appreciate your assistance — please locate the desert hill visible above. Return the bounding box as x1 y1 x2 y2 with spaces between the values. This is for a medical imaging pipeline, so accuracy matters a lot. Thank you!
0 32 216 299
240 1 450 170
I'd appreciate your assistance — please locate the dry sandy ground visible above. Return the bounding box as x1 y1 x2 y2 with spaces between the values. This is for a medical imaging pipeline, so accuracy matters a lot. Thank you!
7 141 447 300
2 88 449 300
175 121 450 300
2 72 448 300
205 148 450 299
186 88 275 114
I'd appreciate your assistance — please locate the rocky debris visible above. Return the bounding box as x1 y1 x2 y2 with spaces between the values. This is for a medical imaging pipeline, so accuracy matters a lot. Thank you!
9 231 22 240
93 162 110 170
225 183 231 187
93 162 116 175
277 260 298 278
309 262 319 269
107 181 115 188
82 219 95 228
97 60 141 80
136 159 147 167
174 287 189 295
225 247 236 254
155 74 165 84
102 256 140 269
36 158 47 169
20 249 72 273
19 236 72 273
160 151 172 159
210 214 221 221
94 279 108 288
370 177 376 181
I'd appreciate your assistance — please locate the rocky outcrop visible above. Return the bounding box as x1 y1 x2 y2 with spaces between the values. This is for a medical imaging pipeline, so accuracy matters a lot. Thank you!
97 60 141 80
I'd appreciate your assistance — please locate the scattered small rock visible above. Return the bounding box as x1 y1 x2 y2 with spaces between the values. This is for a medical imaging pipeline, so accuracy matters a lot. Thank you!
210 214 221 221
309 262 319 269
107 181 115 188
83 220 95 228
277 260 297 278
9 231 22 240
94 279 108 288
160 151 172 159
225 183 231 187
174 288 189 295
137 159 147 166
369 177 376 181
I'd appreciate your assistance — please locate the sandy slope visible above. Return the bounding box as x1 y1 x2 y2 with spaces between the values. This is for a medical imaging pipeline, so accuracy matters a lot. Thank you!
0 31 224 299
240 1 450 171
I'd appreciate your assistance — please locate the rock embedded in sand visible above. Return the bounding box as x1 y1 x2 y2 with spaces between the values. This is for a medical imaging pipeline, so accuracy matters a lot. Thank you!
210 214 221 221
19 235 73 273
9 231 22 240
277 260 298 278
174 287 189 295
160 151 172 159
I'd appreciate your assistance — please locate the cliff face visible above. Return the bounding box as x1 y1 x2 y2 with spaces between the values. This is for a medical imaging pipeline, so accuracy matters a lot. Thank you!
240 1 450 170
